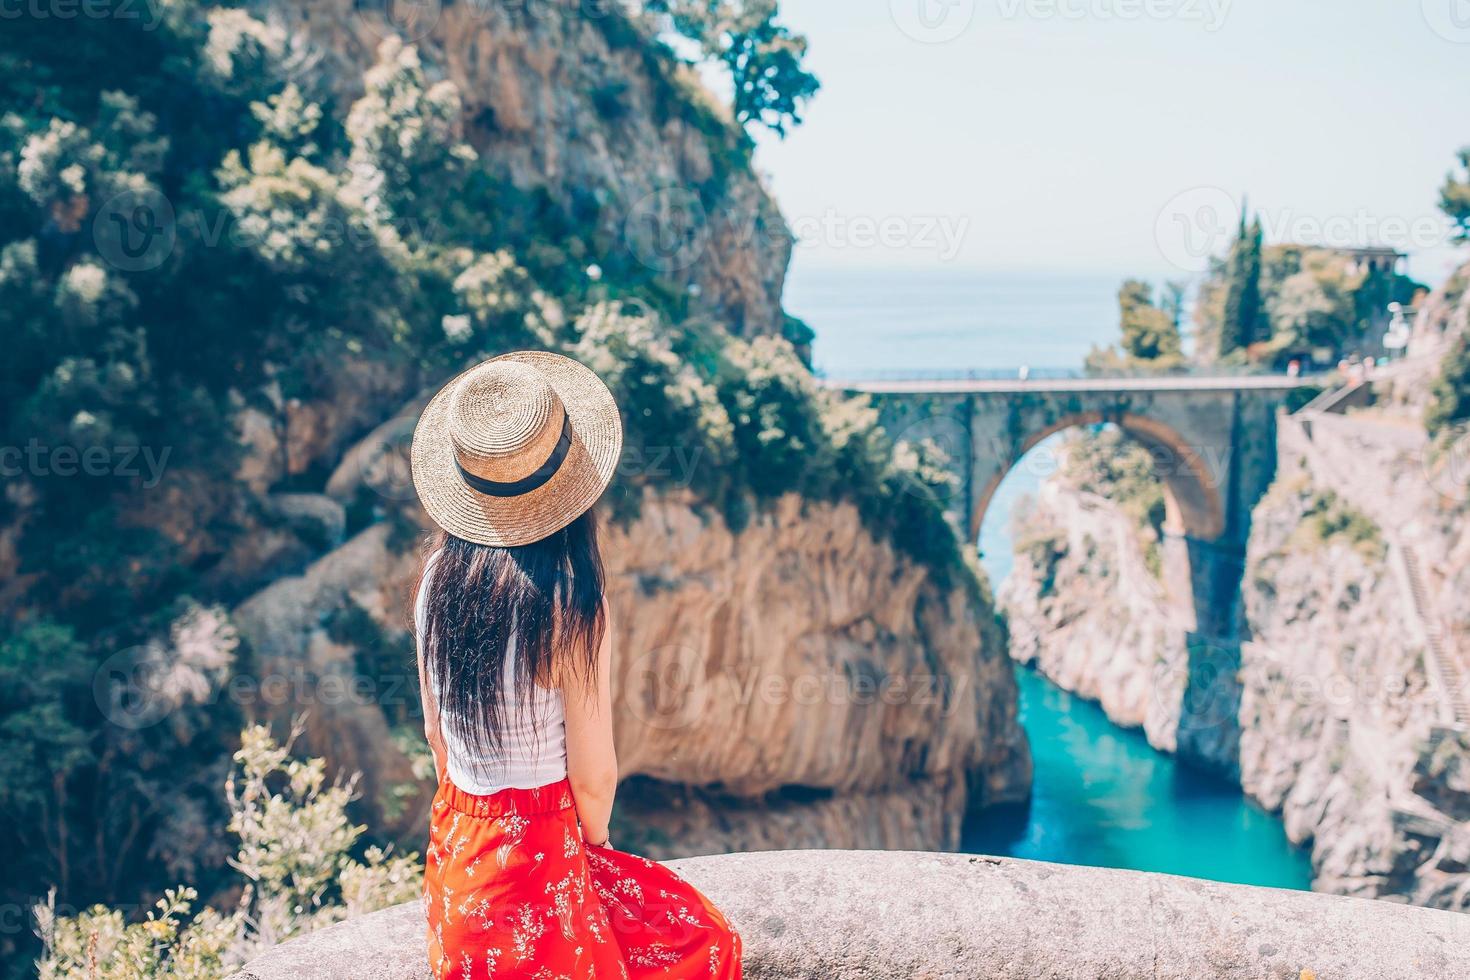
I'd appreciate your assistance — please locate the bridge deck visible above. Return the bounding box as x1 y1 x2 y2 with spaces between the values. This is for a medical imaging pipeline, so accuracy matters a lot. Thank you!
822 374 1317 395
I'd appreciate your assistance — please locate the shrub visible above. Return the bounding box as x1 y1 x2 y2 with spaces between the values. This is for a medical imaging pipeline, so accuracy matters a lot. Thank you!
36 724 422 980
1426 331 1470 436
1060 427 1167 578
1293 489 1384 562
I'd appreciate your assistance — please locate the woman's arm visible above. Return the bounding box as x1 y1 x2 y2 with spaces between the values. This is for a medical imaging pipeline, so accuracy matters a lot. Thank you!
414 560 448 781
563 607 617 845
417 645 447 781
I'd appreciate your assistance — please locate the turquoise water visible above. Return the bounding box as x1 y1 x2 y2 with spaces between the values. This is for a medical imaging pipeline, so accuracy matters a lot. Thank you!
964 667 1313 888
787 262 1312 889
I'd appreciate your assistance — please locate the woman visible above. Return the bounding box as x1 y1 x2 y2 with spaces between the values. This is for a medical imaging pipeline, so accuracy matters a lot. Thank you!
410 351 741 979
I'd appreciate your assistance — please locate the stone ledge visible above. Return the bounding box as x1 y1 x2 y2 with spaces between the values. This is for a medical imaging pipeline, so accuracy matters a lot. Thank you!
230 849 1470 979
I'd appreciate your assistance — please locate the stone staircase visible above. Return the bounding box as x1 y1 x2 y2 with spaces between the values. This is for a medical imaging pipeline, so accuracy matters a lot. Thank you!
1398 544 1470 728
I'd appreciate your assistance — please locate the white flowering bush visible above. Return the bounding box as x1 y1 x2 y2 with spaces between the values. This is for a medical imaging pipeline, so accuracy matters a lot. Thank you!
346 37 475 223
36 724 422 980
201 8 287 84
571 301 736 503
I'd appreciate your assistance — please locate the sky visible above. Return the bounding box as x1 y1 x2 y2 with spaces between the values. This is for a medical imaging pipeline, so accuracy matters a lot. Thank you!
746 0 1470 286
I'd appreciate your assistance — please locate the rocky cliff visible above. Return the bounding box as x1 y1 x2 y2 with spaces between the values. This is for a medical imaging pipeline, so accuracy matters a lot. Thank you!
253 0 790 339
1002 475 1191 756
1003 442 1470 908
199 1 1030 859
1238 457 1470 906
234 460 1030 854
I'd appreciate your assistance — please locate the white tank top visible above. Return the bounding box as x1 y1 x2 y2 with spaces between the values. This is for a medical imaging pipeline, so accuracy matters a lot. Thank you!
415 552 567 794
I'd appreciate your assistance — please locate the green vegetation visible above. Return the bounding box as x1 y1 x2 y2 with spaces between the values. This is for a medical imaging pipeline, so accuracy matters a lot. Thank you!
1439 146 1470 243
1426 327 1470 436
1192 241 1421 369
1218 210 1265 359
1084 279 1184 374
0 6 967 970
36 725 421 980
651 0 821 137
1062 428 1168 578
1014 525 1066 598
1425 150 1470 438
1292 488 1385 562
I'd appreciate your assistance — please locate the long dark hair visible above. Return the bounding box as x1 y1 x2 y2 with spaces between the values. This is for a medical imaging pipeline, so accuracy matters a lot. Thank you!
416 509 606 756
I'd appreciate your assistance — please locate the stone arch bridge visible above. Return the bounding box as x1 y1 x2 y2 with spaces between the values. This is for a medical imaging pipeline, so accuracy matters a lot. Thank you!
825 374 1313 640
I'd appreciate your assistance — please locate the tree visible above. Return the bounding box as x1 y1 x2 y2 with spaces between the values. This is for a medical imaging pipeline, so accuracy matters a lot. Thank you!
653 0 820 137
1219 209 1264 358
1426 331 1470 435
1264 249 1357 354
1440 146 1470 242
1084 278 1183 374
1118 279 1183 363
1160 279 1188 330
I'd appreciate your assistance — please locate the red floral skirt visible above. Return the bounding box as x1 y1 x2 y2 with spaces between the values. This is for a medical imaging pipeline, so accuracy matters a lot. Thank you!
424 775 741 979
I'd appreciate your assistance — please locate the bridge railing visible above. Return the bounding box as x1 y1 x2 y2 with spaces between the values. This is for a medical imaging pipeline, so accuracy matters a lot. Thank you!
816 365 1330 383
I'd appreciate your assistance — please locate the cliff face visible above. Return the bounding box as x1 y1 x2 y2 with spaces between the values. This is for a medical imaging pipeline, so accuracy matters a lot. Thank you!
1000 267 1470 907
234 481 1030 855
256 0 789 338
1002 447 1470 908
1001 479 1191 755
1238 458 1470 906
211 1 1029 857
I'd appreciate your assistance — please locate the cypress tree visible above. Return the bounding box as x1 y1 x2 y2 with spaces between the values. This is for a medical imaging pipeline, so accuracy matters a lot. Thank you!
1219 207 1264 357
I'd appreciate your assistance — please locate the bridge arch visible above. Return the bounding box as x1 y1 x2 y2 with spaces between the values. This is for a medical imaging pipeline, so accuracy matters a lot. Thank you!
969 411 1226 546
848 374 1304 641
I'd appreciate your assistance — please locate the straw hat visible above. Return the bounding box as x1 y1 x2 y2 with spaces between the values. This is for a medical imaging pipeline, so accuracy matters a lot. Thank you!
411 351 623 547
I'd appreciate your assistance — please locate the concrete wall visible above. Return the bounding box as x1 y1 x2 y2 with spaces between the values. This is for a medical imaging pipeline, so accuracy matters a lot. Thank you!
229 850 1470 980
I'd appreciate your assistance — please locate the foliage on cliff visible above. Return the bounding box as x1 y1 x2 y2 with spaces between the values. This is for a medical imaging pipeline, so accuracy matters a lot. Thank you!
1191 242 1422 367
1084 279 1184 374
651 0 820 137
37 725 421 980
0 2 961 968
1426 329 1470 436
1440 146 1470 244
1062 428 1167 577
